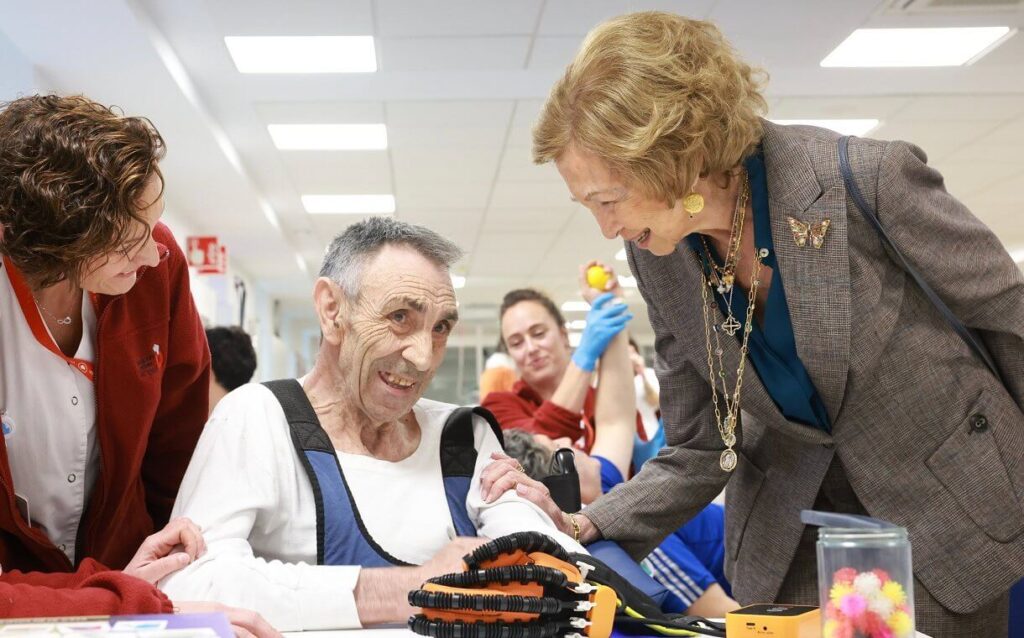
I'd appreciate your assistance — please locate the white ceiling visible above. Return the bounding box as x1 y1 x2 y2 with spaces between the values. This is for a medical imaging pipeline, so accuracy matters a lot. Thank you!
1 0 1023 341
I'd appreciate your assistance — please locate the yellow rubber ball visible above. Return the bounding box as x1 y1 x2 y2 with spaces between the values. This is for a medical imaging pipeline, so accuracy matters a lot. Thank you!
586 265 611 290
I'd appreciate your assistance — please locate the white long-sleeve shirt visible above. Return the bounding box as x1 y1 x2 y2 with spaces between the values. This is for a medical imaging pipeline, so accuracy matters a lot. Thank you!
160 382 582 631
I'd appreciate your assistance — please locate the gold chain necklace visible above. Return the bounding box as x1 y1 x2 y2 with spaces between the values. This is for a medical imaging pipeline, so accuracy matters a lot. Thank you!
696 172 764 472
700 170 749 295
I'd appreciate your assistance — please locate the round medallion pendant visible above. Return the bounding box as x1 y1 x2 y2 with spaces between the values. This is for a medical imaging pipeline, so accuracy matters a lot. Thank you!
720 448 738 472
723 432 736 447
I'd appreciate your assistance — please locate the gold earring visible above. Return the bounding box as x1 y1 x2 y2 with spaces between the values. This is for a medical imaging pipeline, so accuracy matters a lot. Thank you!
683 193 705 217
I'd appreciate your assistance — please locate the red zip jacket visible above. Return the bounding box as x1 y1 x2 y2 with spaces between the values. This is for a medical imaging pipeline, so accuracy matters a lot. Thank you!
0 223 210 583
0 559 172 616
483 380 646 452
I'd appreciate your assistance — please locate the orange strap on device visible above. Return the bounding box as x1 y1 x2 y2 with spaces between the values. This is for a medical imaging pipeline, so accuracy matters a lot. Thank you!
409 532 616 638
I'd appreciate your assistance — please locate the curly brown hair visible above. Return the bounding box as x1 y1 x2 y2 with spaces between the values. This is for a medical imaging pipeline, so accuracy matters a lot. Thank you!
0 94 166 289
533 11 768 207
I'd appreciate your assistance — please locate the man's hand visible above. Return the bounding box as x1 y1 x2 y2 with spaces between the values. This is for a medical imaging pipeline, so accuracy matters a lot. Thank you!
418 537 491 580
479 452 574 537
123 517 205 585
175 601 281 638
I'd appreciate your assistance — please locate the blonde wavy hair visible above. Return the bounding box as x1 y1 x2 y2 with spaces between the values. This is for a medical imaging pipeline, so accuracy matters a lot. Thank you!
533 12 768 206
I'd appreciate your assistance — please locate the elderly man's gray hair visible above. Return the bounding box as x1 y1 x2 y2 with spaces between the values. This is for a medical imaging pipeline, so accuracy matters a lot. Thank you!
319 217 463 299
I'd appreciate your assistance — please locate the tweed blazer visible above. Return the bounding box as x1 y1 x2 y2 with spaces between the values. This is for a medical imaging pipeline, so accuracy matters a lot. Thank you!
583 120 1024 614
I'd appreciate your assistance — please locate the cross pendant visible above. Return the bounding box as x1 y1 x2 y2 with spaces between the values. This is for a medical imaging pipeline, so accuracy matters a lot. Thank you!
721 316 741 336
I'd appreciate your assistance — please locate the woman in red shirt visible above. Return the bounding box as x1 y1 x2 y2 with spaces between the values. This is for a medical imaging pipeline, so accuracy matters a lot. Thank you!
482 262 639 452
0 95 275 634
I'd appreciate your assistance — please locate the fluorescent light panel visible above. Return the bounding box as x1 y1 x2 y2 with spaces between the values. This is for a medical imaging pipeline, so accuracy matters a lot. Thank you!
615 248 627 261
225 36 377 73
771 119 880 136
302 195 395 214
821 27 1014 68
268 124 387 150
451 275 466 289
566 320 587 330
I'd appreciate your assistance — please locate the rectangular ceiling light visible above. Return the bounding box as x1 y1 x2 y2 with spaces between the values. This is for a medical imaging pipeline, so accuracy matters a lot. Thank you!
615 248 627 261
302 195 395 214
268 124 387 150
771 119 880 136
821 27 1014 67
225 36 377 73
451 275 466 289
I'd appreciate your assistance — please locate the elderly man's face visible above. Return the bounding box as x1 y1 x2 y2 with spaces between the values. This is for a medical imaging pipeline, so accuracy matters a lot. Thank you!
338 245 458 423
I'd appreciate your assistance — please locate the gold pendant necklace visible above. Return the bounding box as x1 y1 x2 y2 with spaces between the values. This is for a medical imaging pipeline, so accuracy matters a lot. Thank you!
700 256 762 471
696 171 763 472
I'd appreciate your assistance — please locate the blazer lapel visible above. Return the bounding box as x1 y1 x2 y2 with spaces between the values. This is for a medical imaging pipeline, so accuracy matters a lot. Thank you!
762 122 851 426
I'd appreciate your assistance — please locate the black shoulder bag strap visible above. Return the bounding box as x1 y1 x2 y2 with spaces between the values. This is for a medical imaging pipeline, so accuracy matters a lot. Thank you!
838 136 1004 386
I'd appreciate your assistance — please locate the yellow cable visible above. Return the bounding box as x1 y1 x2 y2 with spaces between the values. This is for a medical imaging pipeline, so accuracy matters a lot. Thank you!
620 605 702 637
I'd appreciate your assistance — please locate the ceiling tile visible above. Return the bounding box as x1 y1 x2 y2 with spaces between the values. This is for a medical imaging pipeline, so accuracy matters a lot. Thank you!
391 148 501 183
375 0 543 37
528 36 581 69
379 36 529 71
470 231 552 276
395 179 492 209
278 151 393 192
537 0 717 36
489 180 574 208
892 95 1024 122
255 101 385 124
481 207 576 233
769 96 913 121
207 0 374 35
497 145 564 182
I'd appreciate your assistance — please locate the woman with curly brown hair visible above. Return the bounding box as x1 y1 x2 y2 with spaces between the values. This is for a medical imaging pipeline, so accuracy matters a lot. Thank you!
0 95 276 632
521 11 1024 637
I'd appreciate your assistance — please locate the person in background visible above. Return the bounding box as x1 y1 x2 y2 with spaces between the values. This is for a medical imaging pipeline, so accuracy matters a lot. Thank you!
162 218 582 631
530 11 1024 636
496 428 737 618
0 94 274 635
482 262 642 452
478 339 517 402
206 325 257 412
627 336 664 469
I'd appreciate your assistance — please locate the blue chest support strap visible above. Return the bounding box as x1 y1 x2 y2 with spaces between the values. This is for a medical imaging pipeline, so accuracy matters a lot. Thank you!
440 406 503 538
263 380 502 566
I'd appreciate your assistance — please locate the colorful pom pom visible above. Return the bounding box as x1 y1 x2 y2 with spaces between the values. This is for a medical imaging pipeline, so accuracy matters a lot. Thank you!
834 567 857 585
831 582 854 607
854 571 883 595
840 593 868 617
871 568 891 583
882 580 907 606
888 610 913 637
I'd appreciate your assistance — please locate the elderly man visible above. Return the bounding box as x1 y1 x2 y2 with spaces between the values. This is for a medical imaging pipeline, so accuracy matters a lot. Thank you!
161 218 580 631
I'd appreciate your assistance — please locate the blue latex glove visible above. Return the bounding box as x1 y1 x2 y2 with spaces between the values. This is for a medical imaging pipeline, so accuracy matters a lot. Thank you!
571 293 632 372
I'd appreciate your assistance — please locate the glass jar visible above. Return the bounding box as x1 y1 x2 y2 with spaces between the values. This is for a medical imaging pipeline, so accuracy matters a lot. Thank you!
817 527 915 638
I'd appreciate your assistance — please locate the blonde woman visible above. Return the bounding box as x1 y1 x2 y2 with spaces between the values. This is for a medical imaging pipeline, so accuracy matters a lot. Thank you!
521 11 1024 637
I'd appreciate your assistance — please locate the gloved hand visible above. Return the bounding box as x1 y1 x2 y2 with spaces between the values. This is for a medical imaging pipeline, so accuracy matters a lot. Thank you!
571 293 632 372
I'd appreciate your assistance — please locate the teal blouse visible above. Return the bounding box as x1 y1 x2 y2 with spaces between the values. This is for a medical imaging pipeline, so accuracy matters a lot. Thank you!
686 150 832 432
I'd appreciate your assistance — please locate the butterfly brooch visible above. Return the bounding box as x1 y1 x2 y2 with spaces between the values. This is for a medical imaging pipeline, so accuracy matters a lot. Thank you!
787 216 831 249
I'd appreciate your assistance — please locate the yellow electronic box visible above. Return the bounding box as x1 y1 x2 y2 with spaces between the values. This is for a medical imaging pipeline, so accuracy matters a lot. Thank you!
725 603 821 638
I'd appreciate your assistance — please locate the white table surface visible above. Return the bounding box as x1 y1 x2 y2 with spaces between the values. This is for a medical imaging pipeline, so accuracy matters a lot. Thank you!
285 627 934 638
